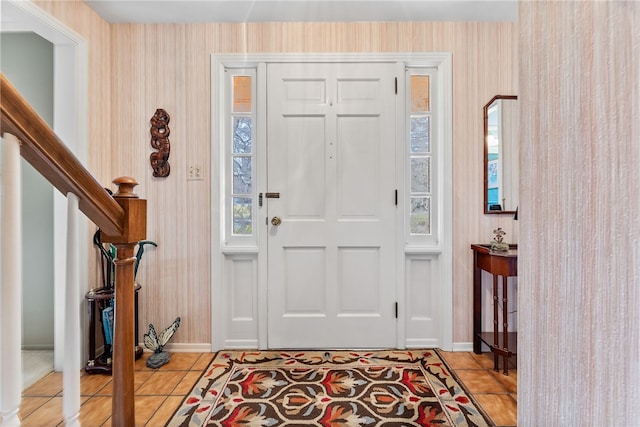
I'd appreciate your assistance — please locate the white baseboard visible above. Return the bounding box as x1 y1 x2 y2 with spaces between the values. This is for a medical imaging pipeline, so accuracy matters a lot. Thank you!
21 345 55 351
451 342 492 352
452 342 474 352
405 339 439 349
222 339 259 349
144 342 480 353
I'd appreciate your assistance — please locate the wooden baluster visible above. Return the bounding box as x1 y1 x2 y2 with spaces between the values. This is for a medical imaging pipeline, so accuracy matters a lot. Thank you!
101 177 147 427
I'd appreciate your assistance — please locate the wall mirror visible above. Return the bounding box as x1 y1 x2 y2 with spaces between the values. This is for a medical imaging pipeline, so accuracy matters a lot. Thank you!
483 95 518 214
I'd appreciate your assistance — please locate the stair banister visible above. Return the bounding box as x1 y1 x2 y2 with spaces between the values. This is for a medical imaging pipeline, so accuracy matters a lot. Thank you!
1 73 125 237
1 72 145 426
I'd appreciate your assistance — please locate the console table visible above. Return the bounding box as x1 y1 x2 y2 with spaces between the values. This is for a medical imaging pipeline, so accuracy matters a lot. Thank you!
471 243 517 375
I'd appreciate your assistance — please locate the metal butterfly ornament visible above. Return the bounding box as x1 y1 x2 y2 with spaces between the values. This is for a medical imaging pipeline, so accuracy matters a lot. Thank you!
144 317 181 368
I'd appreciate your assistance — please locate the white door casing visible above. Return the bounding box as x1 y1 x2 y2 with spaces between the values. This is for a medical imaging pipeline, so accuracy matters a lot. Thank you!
2 0 88 370
266 62 399 348
211 53 453 352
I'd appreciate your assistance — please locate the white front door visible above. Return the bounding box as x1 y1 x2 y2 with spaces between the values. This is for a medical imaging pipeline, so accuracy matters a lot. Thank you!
266 62 399 348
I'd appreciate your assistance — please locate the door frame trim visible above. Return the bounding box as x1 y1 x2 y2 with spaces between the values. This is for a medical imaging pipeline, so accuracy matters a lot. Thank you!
2 0 89 370
211 52 453 351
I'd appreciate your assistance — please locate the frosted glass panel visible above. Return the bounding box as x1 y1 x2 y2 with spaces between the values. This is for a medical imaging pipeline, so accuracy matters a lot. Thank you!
411 157 430 193
410 116 430 153
233 117 252 153
233 197 252 234
233 157 252 194
410 196 430 235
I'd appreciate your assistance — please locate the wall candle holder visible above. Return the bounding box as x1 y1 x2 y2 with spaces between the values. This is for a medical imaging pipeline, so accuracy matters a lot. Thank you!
149 108 171 177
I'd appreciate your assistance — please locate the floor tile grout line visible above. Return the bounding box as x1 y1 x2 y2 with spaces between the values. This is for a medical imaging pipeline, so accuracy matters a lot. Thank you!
143 395 171 426
19 395 56 421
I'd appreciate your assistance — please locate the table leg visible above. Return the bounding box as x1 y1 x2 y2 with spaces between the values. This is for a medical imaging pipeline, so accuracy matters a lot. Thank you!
473 256 482 354
502 275 509 375
492 274 499 371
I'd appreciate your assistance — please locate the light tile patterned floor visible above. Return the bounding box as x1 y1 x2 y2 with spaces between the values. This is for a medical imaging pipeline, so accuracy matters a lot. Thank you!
20 351 516 426
439 351 517 426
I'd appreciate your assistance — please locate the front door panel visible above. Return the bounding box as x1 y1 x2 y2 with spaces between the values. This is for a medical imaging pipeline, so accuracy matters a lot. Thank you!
267 62 397 348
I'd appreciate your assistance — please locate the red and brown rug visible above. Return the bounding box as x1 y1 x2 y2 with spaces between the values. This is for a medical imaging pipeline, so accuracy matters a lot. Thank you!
167 350 490 426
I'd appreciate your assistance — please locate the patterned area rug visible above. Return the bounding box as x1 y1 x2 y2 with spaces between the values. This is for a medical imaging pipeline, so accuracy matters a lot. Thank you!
167 350 490 427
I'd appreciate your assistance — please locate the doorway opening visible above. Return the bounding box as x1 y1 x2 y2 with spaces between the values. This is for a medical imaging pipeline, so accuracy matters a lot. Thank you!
1 0 88 373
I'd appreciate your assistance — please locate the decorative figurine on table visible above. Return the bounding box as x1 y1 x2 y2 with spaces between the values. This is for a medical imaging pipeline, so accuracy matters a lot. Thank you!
490 227 510 252
144 317 181 368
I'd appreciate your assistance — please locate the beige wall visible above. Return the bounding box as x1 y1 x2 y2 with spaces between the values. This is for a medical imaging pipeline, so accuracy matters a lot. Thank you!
110 21 518 346
519 0 639 423
34 0 112 183
34 1 518 345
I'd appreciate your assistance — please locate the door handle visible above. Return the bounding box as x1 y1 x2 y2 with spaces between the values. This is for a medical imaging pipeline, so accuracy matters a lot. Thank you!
271 216 282 226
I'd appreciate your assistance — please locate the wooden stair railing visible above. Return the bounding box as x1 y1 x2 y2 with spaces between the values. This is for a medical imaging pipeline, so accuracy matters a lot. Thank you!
1 72 145 426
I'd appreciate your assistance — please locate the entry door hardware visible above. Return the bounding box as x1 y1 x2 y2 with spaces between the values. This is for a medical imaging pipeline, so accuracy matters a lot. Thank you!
265 192 280 199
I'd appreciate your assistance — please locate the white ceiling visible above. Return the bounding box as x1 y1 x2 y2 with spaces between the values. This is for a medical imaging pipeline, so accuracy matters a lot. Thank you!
83 0 518 24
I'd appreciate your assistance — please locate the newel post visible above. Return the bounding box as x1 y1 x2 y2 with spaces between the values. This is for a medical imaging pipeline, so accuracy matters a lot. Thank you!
101 177 146 427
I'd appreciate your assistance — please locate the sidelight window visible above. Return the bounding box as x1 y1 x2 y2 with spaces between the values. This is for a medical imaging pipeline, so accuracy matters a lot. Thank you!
407 69 437 243
226 70 256 238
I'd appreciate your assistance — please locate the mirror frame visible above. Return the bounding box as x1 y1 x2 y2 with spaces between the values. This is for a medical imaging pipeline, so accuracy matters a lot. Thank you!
483 95 518 215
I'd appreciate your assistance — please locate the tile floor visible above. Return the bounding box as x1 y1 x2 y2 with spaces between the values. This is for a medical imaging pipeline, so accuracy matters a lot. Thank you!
20 350 516 426
439 351 517 427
